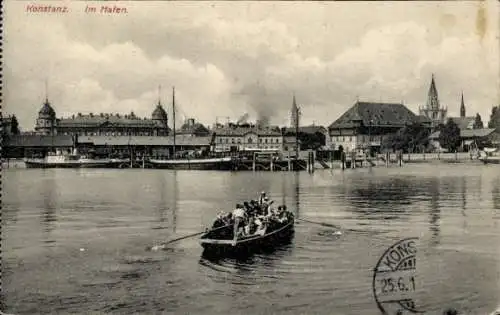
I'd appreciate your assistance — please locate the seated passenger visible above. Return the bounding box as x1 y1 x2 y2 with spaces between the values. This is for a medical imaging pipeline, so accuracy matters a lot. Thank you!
212 211 227 228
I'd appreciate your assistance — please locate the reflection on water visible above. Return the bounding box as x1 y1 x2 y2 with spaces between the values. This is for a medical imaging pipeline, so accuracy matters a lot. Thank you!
428 178 441 247
2 165 500 315
41 172 57 244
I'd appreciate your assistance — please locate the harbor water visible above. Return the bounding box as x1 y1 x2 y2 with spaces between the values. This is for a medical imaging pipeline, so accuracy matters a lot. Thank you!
2 164 500 314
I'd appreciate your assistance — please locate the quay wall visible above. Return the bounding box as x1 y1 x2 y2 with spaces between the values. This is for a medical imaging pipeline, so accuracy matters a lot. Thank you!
400 152 479 163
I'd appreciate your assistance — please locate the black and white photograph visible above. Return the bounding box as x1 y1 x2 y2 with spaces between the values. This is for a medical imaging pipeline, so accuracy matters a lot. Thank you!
2 1 500 314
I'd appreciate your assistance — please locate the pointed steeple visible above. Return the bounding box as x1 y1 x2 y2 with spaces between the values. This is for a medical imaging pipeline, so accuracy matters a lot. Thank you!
427 73 440 110
290 93 300 128
460 91 466 117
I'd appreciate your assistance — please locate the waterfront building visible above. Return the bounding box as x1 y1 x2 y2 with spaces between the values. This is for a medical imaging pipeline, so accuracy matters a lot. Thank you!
34 97 170 136
213 123 283 153
419 74 448 128
76 135 213 159
3 134 74 158
428 128 498 152
3 134 213 159
328 101 426 154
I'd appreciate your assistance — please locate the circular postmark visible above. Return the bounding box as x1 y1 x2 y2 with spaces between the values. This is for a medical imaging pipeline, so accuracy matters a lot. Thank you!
372 237 423 314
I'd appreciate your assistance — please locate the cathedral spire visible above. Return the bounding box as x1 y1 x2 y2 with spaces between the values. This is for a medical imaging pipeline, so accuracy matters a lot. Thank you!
426 73 440 110
460 91 466 117
290 93 300 128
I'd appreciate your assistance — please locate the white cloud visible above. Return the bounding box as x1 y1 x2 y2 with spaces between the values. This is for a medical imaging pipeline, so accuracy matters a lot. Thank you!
3 1 499 130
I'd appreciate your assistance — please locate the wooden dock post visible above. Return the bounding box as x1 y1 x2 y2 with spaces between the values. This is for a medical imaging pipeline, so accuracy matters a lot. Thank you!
130 147 134 168
288 151 291 171
252 152 256 172
308 150 314 173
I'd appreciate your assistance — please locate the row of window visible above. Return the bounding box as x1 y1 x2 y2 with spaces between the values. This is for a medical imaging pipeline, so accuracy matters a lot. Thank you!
215 144 282 149
332 135 383 142
62 131 162 136
217 137 281 144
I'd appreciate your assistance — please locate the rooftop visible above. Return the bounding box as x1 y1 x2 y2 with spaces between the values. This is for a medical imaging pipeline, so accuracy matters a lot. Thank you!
449 116 475 130
5 135 74 147
329 101 421 129
57 114 168 128
429 128 496 140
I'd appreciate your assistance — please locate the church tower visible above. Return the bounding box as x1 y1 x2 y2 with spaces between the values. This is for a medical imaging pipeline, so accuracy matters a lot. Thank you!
419 74 447 128
460 92 466 118
290 94 300 128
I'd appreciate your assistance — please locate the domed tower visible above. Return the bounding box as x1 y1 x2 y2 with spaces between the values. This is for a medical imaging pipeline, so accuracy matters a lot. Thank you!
152 99 169 135
35 97 57 135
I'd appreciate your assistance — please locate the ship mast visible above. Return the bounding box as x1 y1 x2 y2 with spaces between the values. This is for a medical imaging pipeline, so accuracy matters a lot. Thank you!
172 86 176 160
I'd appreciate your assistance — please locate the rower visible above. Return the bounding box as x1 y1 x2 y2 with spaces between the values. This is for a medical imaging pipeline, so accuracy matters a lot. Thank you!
259 191 267 206
211 211 227 228
232 204 247 240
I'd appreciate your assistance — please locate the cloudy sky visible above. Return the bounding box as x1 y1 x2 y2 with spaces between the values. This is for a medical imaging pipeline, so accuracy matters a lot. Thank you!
4 1 499 131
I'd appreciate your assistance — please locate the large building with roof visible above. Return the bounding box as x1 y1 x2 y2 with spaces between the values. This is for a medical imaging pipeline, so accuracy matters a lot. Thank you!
34 97 170 136
328 101 429 153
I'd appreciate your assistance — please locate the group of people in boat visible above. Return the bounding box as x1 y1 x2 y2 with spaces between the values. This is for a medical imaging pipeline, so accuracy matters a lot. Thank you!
211 191 290 241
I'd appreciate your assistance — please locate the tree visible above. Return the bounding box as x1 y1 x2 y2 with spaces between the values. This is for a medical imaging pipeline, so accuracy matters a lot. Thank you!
297 131 325 150
488 105 500 129
10 115 20 135
381 123 430 153
473 113 484 129
438 118 461 152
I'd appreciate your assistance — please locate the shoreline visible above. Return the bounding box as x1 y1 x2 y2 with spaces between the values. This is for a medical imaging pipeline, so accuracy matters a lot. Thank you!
2 156 490 170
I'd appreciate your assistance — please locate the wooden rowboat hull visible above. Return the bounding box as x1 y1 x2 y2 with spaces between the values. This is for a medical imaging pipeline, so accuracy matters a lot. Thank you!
200 216 295 257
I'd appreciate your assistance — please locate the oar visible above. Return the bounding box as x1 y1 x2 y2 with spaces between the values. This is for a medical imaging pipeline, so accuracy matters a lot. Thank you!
148 224 231 251
296 218 342 230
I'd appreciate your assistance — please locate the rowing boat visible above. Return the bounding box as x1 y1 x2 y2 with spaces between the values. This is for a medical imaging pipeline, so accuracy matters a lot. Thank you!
200 211 295 257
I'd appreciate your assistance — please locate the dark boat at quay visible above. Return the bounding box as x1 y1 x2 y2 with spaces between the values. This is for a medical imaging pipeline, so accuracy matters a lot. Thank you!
200 211 295 257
